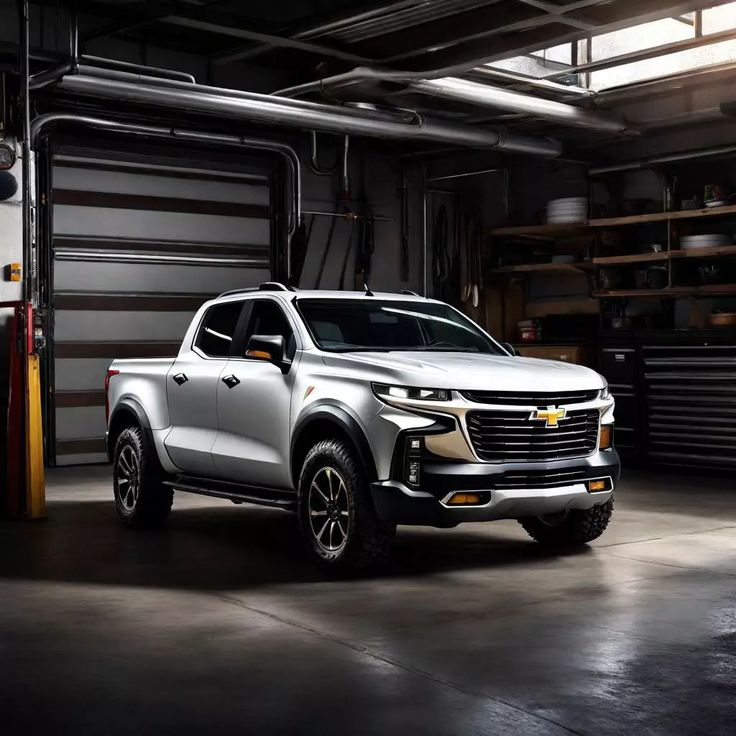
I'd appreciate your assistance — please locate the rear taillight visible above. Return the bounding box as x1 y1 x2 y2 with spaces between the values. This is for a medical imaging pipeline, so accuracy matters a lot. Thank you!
105 369 120 421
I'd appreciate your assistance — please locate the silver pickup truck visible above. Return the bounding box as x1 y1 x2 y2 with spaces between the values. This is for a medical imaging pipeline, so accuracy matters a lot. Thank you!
105 283 619 571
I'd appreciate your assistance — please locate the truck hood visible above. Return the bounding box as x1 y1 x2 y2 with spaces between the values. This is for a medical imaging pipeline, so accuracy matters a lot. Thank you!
321 351 604 392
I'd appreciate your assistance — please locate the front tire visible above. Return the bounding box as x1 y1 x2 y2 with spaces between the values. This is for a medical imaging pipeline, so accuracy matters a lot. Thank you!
113 426 173 528
519 498 614 546
297 439 395 572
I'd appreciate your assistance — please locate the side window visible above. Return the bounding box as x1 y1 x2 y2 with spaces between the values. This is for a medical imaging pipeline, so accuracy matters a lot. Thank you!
245 300 297 360
195 302 244 358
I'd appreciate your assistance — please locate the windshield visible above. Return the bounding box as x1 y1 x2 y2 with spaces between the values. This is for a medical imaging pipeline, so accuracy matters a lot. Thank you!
297 299 504 354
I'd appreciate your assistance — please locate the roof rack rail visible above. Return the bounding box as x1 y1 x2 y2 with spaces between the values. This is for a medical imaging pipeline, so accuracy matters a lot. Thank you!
218 287 259 298
401 290 421 297
218 282 294 298
259 282 295 292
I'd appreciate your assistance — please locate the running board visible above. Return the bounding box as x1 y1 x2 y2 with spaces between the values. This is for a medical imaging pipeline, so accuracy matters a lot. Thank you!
163 476 296 511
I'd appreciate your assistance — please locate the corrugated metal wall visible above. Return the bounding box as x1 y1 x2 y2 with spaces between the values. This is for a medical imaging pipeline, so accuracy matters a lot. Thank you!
49 149 274 465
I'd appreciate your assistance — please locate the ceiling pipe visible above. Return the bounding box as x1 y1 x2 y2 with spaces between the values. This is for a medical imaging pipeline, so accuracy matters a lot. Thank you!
273 67 633 134
55 73 562 157
589 143 736 175
80 55 196 84
411 77 635 134
30 113 301 228
465 66 593 98
30 113 302 279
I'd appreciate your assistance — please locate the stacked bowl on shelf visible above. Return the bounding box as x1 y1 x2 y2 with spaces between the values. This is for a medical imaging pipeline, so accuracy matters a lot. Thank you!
680 233 732 250
546 196 588 224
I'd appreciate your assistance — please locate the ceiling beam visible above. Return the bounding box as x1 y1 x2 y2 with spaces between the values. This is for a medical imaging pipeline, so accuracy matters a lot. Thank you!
160 15 374 64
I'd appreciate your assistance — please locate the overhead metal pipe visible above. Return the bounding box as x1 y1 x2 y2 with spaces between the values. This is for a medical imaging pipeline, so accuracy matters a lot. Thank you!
274 68 632 134
55 73 562 157
589 143 736 175
29 113 302 278
79 55 196 84
465 66 593 98
411 77 634 134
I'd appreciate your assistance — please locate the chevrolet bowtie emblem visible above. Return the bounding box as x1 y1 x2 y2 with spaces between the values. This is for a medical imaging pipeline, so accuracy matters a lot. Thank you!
531 406 567 428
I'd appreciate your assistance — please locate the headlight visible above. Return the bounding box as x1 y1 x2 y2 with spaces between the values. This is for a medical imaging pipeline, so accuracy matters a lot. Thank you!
373 384 450 402
600 383 611 401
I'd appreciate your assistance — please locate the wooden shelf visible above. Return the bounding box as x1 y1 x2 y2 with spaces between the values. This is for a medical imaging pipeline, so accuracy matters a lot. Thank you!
491 262 593 274
593 244 736 266
592 251 669 266
588 203 736 227
593 284 736 299
489 204 736 239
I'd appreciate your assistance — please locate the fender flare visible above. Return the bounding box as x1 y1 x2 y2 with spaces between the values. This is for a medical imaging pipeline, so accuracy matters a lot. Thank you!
107 397 152 460
290 401 377 486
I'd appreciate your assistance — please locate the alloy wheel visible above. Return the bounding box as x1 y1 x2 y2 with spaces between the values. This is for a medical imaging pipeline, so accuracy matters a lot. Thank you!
116 444 140 512
308 466 350 553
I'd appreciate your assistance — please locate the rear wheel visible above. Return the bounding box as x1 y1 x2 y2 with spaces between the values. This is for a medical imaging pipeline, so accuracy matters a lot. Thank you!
519 498 614 546
297 438 395 572
113 426 173 528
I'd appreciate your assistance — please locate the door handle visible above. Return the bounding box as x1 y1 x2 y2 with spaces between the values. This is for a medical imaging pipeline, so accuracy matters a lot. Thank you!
172 373 188 386
222 374 240 389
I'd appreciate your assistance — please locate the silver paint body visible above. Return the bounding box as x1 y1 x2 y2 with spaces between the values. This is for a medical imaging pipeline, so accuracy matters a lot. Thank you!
107 290 615 519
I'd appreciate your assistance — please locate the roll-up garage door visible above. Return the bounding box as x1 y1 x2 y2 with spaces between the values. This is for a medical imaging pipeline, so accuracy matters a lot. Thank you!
49 149 274 465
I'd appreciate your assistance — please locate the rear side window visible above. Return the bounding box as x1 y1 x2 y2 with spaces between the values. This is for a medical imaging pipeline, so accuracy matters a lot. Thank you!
195 302 244 357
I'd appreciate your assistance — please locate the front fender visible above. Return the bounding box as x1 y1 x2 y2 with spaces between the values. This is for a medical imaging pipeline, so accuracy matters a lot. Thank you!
291 401 377 486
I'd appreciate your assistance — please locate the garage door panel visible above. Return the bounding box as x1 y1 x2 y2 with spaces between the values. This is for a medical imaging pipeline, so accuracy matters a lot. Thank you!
54 167 270 205
54 261 269 293
55 406 107 440
49 149 275 465
55 358 120 391
54 206 271 245
54 310 196 342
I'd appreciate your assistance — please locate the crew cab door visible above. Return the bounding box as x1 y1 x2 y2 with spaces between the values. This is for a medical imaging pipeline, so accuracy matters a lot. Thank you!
165 300 247 476
212 298 298 488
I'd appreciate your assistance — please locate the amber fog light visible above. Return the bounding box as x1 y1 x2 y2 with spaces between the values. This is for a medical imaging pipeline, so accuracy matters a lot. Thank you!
446 492 490 506
599 424 613 450
588 480 607 493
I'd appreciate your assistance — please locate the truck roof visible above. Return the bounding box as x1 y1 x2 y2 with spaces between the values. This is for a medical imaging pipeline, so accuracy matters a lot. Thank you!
217 288 439 303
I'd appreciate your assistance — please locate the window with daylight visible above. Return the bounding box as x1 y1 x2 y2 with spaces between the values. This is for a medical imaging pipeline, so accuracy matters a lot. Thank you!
486 2 736 92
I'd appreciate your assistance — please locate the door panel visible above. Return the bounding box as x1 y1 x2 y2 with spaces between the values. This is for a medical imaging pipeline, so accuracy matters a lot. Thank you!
212 299 297 488
165 355 229 476
213 359 294 487
164 300 247 476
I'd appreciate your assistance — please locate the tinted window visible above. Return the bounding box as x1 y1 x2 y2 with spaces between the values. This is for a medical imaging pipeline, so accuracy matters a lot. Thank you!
245 300 297 360
195 302 243 357
297 299 501 354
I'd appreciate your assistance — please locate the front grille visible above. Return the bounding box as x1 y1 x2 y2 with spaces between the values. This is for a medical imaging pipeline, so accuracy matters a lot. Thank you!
466 409 600 462
494 469 589 489
461 389 599 406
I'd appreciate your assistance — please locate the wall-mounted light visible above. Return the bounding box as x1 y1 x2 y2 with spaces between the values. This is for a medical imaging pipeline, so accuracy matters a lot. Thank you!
0 143 16 170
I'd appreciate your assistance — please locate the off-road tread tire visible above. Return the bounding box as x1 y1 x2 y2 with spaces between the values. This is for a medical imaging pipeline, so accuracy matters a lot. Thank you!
297 438 395 573
113 426 173 529
519 498 614 546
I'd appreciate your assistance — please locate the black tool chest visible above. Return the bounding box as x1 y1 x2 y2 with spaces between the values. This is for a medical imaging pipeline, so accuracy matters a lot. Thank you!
599 330 736 470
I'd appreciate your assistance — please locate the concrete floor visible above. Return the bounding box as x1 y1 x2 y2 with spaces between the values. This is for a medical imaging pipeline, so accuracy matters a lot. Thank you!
1 467 735 735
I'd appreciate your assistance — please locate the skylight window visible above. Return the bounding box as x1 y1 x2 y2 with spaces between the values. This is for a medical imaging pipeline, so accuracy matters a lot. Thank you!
487 2 736 92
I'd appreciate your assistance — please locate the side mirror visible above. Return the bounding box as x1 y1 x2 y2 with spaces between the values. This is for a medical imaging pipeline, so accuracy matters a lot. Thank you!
501 342 520 356
246 334 286 370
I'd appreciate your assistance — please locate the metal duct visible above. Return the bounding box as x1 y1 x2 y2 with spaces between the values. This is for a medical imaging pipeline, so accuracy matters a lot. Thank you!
412 77 633 134
589 143 736 175
274 68 632 135
55 74 562 158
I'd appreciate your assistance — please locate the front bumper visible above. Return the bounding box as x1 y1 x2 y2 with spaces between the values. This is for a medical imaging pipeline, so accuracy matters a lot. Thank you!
371 451 620 527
